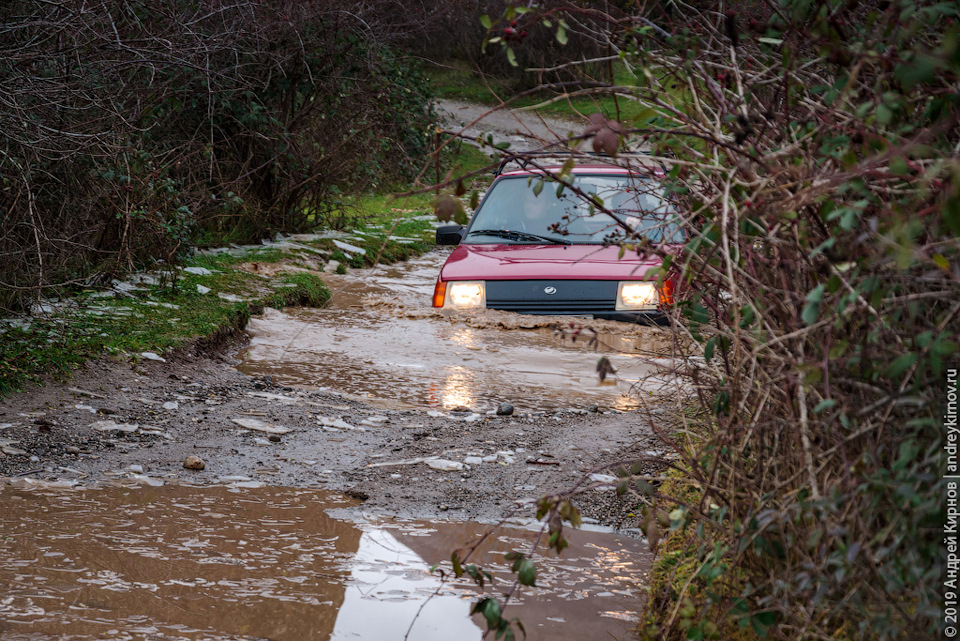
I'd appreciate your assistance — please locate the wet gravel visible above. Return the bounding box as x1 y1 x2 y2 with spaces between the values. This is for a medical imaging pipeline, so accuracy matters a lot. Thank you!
0 334 668 534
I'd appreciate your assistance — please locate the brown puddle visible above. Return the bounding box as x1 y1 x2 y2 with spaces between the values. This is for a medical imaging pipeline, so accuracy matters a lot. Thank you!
238 250 679 413
0 483 651 640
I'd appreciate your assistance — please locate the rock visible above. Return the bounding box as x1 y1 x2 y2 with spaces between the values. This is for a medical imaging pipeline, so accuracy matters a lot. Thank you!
344 488 369 501
317 416 364 431
268 434 282 443
588 473 618 483
90 420 139 433
140 352 166 362
231 417 292 435
425 458 465 472
464 457 483 466
162 401 179 410
130 474 164 487
332 239 366 255
449 406 472 413
496 402 515 416
65 446 80 455
182 266 213 275
586 403 599 413
183 455 205 470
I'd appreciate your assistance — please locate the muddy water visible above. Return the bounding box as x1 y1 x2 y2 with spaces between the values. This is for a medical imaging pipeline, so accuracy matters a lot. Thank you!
0 484 651 640
239 250 677 413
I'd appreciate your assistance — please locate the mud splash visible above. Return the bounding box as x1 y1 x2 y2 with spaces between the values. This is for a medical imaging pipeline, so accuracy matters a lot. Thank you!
238 251 679 413
0 483 651 640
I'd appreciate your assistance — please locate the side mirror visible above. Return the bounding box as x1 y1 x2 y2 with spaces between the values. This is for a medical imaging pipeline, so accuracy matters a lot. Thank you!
436 224 465 246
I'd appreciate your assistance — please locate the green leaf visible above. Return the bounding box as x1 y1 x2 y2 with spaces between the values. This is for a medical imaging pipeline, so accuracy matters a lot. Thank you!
813 399 837 414
889 156 909 176
517 558 537 586
876 104 894 126
751 610 777 637
482 598 502 629
704 337 716 363
451 551 463 577
810 237 835 258
556 24 568 46
632 107 658 124
480 14 492 29
894 55 940 90
885 352 917 379
505 45 517 67
801 284 825 325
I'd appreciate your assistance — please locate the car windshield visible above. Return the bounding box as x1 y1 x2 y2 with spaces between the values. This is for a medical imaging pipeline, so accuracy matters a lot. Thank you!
464 174 683 245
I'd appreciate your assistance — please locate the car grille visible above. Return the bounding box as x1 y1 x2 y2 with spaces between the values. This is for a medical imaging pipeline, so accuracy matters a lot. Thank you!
485 280 619 315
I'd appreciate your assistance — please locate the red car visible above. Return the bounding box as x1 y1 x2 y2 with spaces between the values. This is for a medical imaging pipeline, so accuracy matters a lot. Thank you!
432 155 683 323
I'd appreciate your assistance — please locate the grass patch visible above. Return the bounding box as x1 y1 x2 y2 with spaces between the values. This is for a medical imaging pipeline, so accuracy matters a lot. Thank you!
636 443 761 641
0 264 329 396
309 142 492 232
427 60 692 127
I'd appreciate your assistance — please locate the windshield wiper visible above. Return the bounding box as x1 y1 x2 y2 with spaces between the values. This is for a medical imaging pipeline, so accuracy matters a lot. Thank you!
467 228 571 245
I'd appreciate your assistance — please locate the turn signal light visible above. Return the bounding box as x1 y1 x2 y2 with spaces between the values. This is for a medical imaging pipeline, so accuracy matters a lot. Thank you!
659 277 675 307
432 280 447 308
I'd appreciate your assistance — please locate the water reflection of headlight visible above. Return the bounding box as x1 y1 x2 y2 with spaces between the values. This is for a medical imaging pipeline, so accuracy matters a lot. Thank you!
442 366 476 409
451 328 479 350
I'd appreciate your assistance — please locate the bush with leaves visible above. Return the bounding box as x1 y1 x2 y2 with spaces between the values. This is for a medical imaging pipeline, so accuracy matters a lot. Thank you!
451 1 959 639
0 0 434 312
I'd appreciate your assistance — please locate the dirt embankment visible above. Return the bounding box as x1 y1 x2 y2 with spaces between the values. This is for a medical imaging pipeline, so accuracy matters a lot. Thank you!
0 331 664 530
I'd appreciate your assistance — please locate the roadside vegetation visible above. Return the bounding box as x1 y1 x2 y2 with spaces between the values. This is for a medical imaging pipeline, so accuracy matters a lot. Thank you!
0 0 493 396
424 2 958 640
0 0 438 314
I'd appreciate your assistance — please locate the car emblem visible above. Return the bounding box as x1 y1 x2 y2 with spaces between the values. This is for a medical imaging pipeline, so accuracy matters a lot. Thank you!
544 286 557 295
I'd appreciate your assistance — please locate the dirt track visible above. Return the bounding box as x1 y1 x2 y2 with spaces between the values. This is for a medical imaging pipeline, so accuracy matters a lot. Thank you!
0 329 667 531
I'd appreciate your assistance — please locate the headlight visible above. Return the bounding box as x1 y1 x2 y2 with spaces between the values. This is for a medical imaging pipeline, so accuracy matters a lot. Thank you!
616 282 658 310
445 281 486 309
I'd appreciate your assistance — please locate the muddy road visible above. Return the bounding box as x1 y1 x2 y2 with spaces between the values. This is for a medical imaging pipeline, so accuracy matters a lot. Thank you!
0 250 674 525
0 252 677 640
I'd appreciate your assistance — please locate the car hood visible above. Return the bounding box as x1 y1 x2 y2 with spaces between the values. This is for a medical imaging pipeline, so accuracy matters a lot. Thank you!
440 243 664 281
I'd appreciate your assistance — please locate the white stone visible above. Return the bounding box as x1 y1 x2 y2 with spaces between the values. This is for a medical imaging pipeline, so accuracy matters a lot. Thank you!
332 239 366 255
